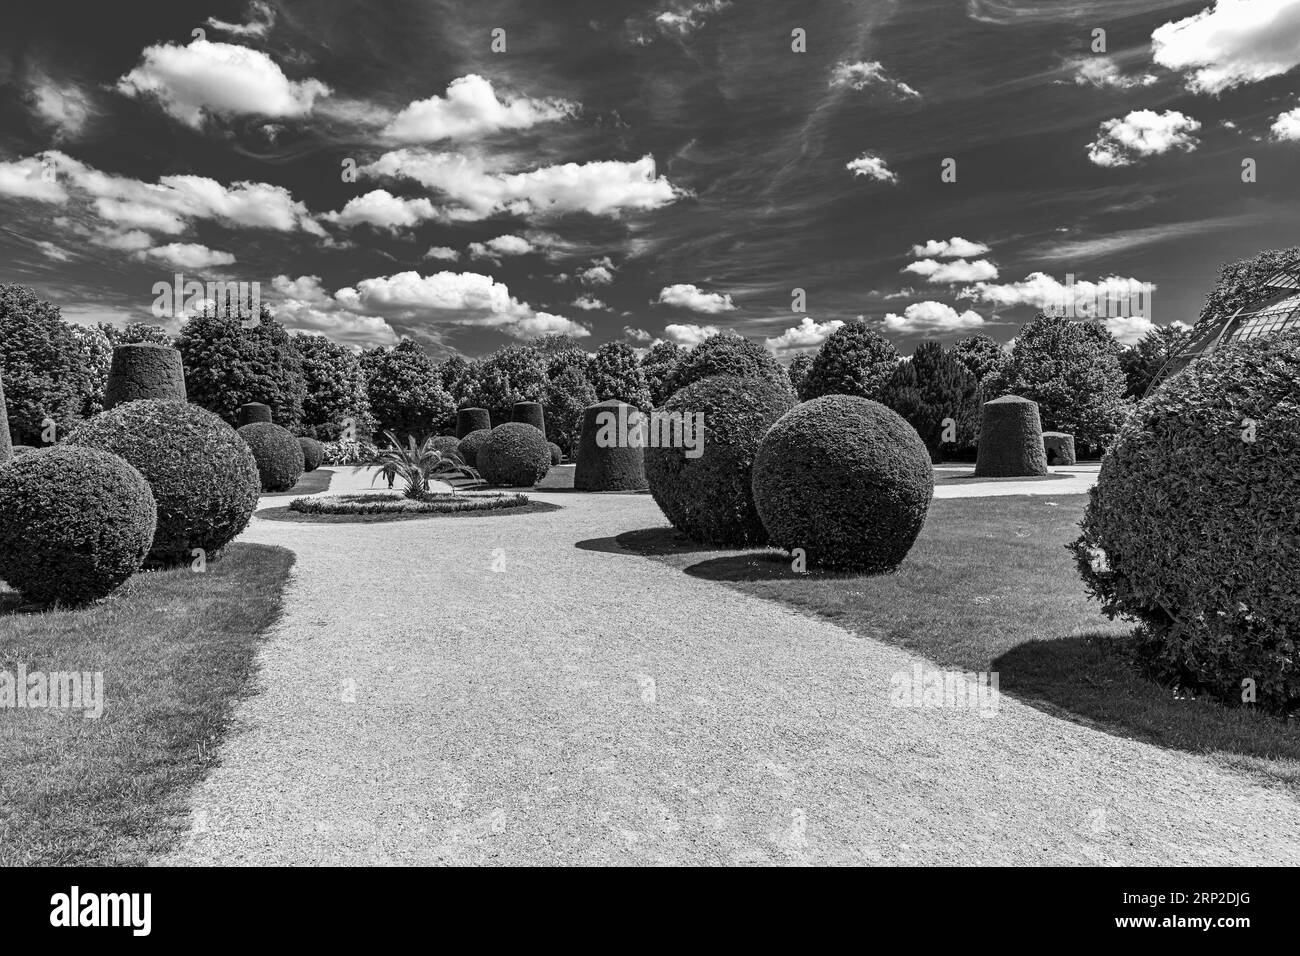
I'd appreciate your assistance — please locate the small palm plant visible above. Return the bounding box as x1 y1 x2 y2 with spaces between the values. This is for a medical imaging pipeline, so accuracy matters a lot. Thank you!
367 431 481 499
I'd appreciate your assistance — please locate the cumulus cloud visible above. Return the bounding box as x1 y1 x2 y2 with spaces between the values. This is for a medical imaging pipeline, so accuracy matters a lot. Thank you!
205 1 276 38
910 237 990 259
578 257 617 285
1067 56 1157 89
846 152 898 183
904 258 999 284
0 155 68 202
572 294 609 310
1271 104 1300 140
882 302 986 334
468 234 535 262
1151 0 1300 94
663 323 720 346
424 245 461 261
140 242 236 269
381 74 575 143
363 150 683 221
322 189 437 232
959 272 1157 317
26 74 95 140
764 317 846 353
1087 110 1201 166
623 326 652 342
116 39 330 128
269 274 398 348
655 283 736 313
829 61 920 98
654 1 730 35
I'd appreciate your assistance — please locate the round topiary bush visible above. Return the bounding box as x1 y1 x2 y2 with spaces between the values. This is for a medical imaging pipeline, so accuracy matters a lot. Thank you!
457 428 492 468
0 372 11 465
456 407 491 439
547 441 562 466
103 343 187 410
0 445 156 604
1042 431 1076 466
430 435 463 461
65 399 260 564
1071 334 1300 712
661 331 791 399
974 395 1049 477
237 422 305 492
478 422 552 487
646 375 796 545
752 395 934 571
299 436 325 472
237 402 273 426
573 400 648 491
511 401 546 438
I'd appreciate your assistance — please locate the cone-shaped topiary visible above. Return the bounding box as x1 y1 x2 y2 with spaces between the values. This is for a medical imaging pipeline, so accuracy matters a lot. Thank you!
237 402 273 426
0 445 156 604
430 435 463 461
547 441 562 465
752 395 934 571
1071 334 1300 712
238 422 305 491
511 401 546 438
456 407 491 438
65 399 260 564
457 428 492 468
1042 431 1076 466
0 372 11 465
299 436 325 472
103 343 187 410
974 395 1049 477
646 375 795 545
478 422 551 487
573 400 648 491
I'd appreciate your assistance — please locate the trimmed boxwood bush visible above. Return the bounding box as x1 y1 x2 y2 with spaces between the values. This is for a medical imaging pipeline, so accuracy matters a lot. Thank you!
457 428 492 468
478 422 552 487
547 441 562 465
1071 334 1300 712
0 446 156 604
1042 431 1076 466
0 372 11 464
974 395 1049 477
238 422 305 492
430 435 463 461
103 343 187 409
574 400 648 491
456 407 491 439
237 402 273 426
299 436 325 472
661 332 790 399
752 395 934 571
646 375 796 545
511 400 546 437
65 399 261 564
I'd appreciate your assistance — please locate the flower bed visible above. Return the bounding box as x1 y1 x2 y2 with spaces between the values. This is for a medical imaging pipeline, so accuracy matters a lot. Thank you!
289 491 529 516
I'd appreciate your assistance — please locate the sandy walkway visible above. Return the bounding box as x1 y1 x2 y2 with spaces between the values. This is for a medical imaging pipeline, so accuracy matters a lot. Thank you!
161 466 1299 866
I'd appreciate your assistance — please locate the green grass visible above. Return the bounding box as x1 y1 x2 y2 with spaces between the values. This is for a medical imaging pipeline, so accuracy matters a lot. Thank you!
613 495 1300 791
0 543 294 864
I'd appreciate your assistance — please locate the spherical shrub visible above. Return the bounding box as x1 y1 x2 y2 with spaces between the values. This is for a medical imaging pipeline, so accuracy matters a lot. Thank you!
974 395 1048 477
237 422 305 492
65 400 260 564
430 435 463 461
547 441 562 466
1042 431 1076 466
1071 335 1300 712
573 400 648 491
103 343 187 409
299 437 325 472
511 401 546 438
0 446 156 604
752 395 934 571
456 407 491 439
662 332 791 399
237 402 273 426
478 422 551 487
457 428 492 469
646 375 796 545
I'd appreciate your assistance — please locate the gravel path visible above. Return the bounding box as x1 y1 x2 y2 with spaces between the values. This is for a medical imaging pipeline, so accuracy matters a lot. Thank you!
162 467 1299 866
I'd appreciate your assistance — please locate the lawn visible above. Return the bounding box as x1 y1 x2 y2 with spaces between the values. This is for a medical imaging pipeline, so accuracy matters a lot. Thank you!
612 494 1300 792
259 467 334 498
0 543 294 865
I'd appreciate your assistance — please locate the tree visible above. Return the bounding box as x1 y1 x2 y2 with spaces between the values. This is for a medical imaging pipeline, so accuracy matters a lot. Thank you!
436 354 471 392
545 345 590 381
786 353 813 399
588 342 651 409
801 321 897 401
0 284 96 443
178 307 307 428
70 323 113 418
101 321 174 346
982 314 1131 452
1198 246 1300 329
532 332 586 357
1119 324 1191 398
640 340 683 406
878 342 980 462
361 339 455 439
459 344 548 426
661 331 790 397
294 333 373 440
951 333 1003 385
544 365 599 456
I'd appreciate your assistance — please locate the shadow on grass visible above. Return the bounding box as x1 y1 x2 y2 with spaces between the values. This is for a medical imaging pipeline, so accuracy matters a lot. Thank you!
575 527 718 557
259 468 334 498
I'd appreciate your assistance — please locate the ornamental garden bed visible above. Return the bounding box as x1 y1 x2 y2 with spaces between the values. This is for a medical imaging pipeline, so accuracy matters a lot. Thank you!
265 491 558 523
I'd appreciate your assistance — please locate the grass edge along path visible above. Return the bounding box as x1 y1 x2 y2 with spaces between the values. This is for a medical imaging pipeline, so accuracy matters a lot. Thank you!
0 543 295 865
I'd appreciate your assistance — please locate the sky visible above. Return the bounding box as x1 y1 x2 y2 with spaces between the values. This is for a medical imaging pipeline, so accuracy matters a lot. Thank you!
1 0 1299 360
